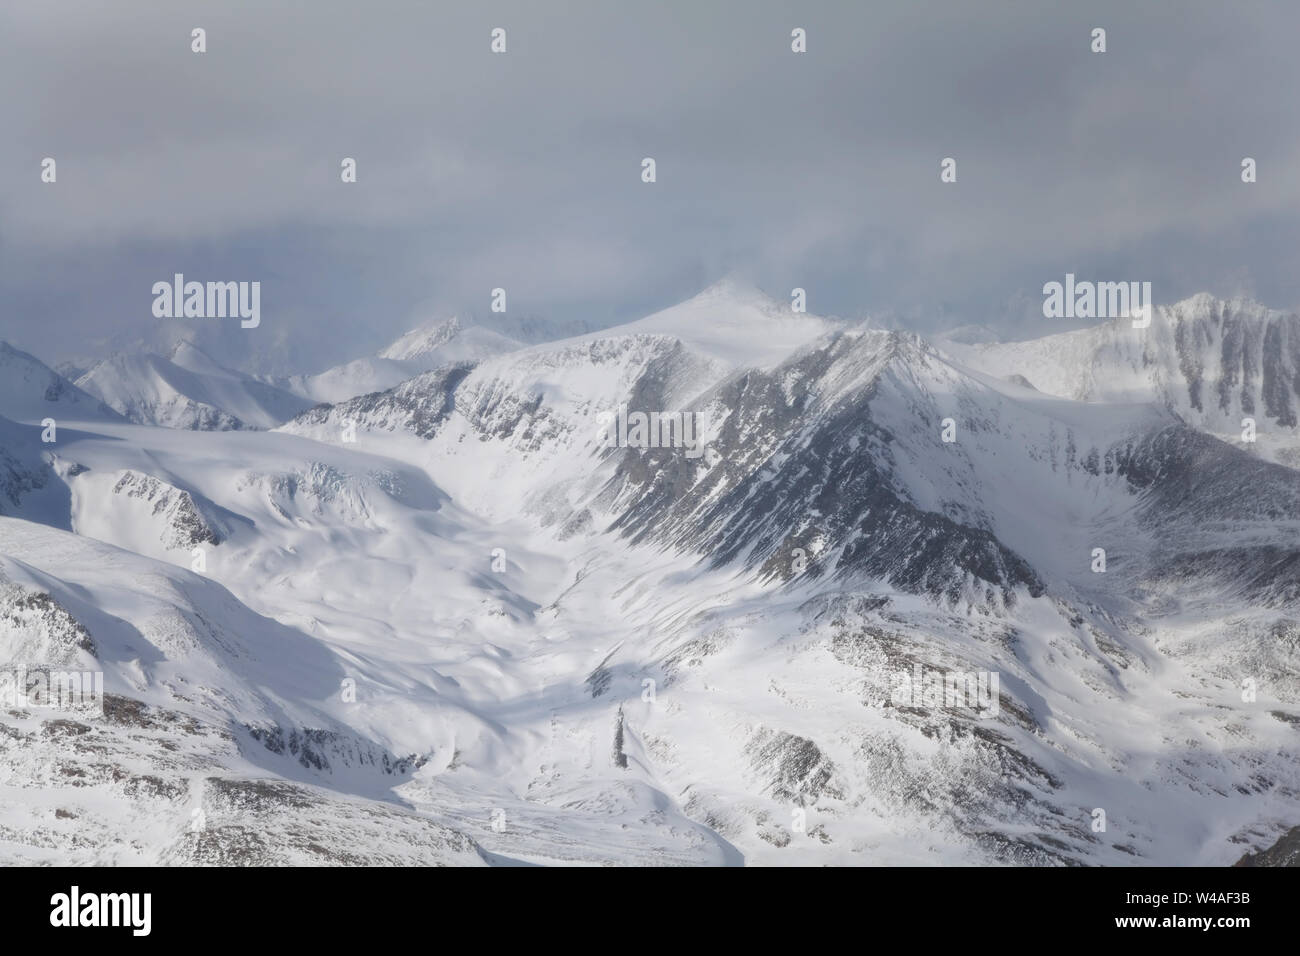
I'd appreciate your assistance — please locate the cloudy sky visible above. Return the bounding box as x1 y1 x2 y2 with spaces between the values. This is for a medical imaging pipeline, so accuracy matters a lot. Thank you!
2 0 1298 373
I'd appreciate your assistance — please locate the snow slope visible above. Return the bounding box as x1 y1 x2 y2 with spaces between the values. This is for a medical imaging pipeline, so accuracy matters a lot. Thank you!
0 342 121 425
0 520 489 865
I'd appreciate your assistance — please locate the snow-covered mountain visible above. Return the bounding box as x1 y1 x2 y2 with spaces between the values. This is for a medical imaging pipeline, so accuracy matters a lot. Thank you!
75 341 312 430
0 518 488 864
283 316 522 405
3 283 1300 866
944 294 1300 466
0 341 121 425
0 416 63 526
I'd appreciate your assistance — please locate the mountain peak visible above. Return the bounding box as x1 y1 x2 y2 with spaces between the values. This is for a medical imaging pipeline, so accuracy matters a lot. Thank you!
1162 291 1281 323
601 281 841 370
378 316 464 361
166 338 209 363
687 277 789 314
0 339 122 423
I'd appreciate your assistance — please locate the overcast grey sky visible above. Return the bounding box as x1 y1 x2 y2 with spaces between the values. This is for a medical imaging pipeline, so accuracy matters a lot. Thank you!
2 0 1298 373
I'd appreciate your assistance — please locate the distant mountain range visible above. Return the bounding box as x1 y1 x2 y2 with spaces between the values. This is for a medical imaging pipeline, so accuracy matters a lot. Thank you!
2 282 1298 865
